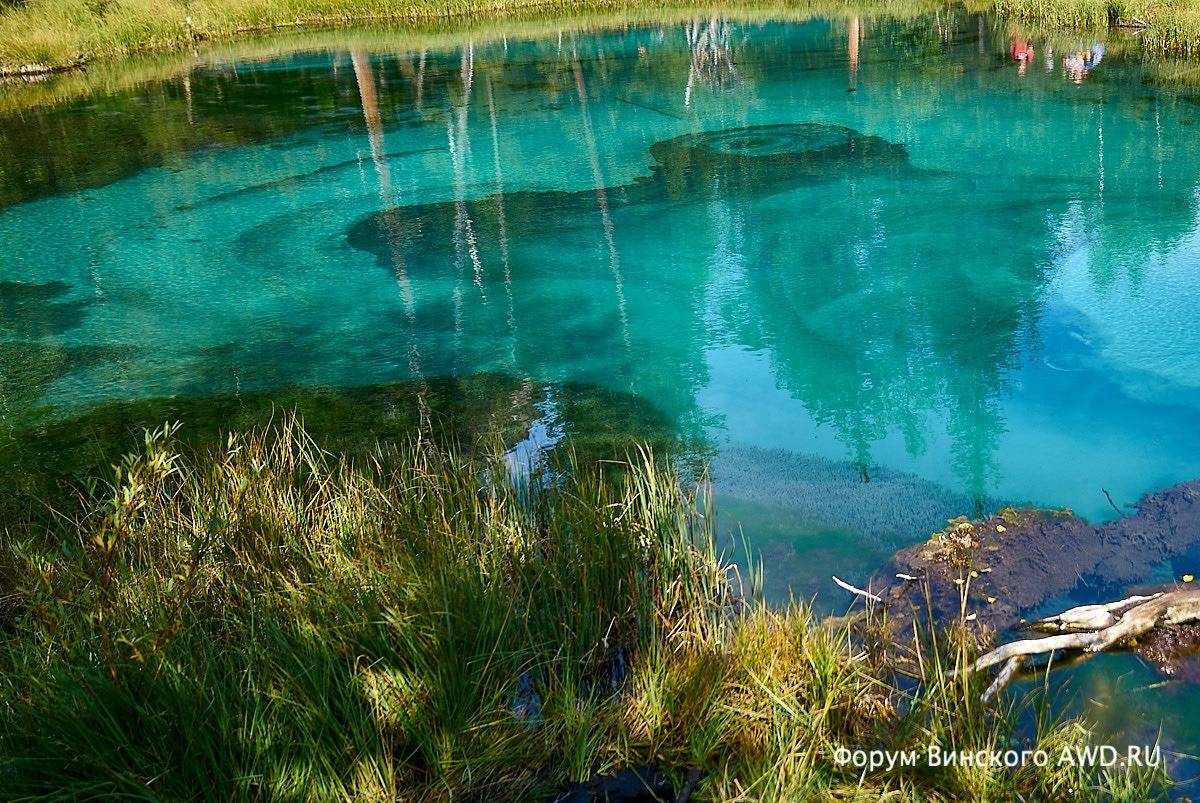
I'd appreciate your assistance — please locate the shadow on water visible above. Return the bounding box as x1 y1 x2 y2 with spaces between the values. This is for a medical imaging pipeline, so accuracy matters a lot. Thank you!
0 65 361 208
0 341 135 414
0 372 707 525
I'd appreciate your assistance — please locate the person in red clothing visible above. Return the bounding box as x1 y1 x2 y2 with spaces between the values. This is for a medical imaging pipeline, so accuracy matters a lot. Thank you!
1011 38 1036 75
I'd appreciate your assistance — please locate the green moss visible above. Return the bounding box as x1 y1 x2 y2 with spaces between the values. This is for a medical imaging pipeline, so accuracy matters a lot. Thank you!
0 280 92 337
0 340 133 413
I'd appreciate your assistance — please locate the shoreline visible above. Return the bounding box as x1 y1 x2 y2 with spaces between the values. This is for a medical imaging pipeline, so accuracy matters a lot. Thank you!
0 418 1173 798
2 0 1199 79
0 0 859 77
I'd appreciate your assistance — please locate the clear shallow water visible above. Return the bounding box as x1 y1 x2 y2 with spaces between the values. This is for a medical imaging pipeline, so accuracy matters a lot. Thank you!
4 15 1200 602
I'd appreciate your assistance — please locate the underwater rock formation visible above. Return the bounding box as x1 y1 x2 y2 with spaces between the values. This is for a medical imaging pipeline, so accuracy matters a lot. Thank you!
343 122 917 269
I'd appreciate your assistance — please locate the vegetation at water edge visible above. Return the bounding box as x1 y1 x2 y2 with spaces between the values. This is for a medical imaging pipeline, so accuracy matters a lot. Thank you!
1 0 1200 75
0 416 1168 799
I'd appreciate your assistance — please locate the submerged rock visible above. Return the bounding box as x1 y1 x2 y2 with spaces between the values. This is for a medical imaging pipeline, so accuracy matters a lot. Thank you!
864 481 1200 641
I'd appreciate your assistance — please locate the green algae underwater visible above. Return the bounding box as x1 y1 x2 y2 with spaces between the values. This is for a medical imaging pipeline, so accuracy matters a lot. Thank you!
0 372 701 524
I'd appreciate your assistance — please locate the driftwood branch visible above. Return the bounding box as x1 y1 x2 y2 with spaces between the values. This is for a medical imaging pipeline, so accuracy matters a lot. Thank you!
962 589 1200 698
1102 488 1126 518
1026 593 1161 633
832 575 882 603
983 656 1025 703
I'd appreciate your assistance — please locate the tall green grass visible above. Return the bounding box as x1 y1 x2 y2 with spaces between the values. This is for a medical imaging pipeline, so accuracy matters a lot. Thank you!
996 0 1200 53
0 416 1168 799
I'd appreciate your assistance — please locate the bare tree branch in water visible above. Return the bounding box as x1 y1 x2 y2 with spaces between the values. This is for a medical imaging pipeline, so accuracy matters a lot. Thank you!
964 590 1200 701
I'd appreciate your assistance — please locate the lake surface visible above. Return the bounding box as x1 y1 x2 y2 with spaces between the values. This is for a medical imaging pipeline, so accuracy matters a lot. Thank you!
7 9 1200 784
4 13 1200 605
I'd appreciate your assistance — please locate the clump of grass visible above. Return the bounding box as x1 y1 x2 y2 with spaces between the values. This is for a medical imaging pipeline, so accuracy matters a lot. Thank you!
994 0 1111 27
995 0 1200 55
0 417 1168 799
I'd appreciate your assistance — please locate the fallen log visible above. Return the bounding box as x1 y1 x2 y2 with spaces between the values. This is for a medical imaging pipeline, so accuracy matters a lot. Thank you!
1026 594 1161 633
961 588 1200 701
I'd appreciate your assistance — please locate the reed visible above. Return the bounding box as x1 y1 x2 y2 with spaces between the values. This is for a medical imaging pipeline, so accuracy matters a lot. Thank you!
0 416 1167 799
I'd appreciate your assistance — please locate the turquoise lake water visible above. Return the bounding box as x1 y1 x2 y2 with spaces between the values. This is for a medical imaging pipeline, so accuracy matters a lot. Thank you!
7 11 1200 779
4 14 1200 611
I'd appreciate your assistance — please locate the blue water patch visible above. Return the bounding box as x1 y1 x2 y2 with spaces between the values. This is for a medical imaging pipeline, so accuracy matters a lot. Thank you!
2 15 1200 579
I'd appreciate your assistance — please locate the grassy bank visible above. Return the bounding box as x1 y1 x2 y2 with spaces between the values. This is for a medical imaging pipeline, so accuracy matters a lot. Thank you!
0 4 956 115
0 0 916 74
994 0 1200 56
0 416 1167 799
0 0 1198 76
